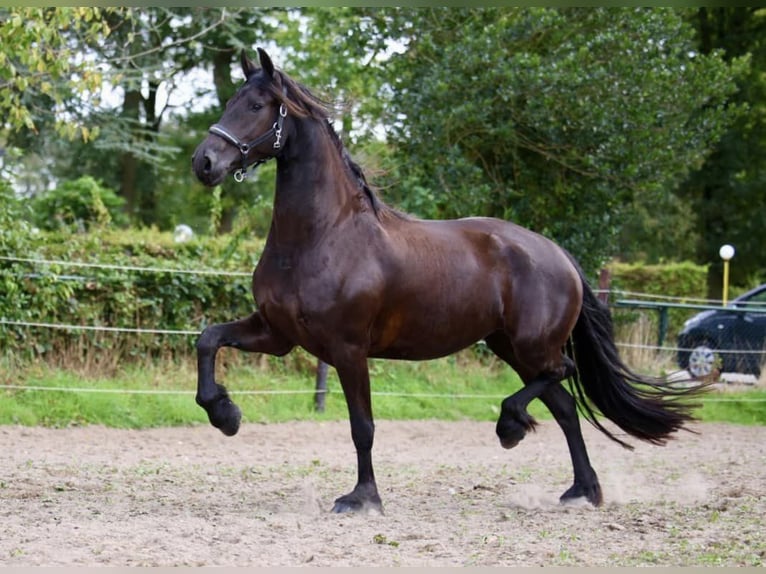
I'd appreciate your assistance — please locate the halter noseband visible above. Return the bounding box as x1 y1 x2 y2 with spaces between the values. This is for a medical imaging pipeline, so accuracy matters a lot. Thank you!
208 102 288 183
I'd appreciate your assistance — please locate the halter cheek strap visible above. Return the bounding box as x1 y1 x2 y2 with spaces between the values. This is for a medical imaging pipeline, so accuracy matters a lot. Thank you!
208 102 288 182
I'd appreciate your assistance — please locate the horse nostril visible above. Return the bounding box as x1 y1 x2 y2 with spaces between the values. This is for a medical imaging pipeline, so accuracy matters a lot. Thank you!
203 154 213 174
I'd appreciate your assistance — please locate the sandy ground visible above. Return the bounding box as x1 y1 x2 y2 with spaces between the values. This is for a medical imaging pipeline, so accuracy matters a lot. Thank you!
1 418 764 566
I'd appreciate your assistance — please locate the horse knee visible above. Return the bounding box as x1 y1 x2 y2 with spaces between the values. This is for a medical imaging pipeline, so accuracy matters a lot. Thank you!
196 325 222 355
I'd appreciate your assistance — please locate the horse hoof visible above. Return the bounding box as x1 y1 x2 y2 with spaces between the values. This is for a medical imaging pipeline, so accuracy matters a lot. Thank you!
560 481 603 507
213 401 241 437
331 499 361 513
331 491 383 514
496 418 526 450
199 384 242 436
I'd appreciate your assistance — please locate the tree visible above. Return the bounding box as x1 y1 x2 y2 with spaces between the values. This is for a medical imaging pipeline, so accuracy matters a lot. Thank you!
2 8 256 226
373 8 746 275
0 7 114 143
0 7 120 192
3 8 396 233
679 8 766 293
76 8 241 224
147 7 392 234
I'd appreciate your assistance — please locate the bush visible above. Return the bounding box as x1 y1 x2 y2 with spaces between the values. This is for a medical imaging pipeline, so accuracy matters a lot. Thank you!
29 176 128 231
0 225 264 368
606 260 709 300
0 178 35 253
606 259 709 344
0 220 719 373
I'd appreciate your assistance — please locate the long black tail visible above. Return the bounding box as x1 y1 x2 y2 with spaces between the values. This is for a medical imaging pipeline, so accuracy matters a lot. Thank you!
566 268 707 449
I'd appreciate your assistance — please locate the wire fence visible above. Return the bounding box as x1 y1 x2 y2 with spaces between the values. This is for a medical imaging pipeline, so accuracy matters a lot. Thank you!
0 255 252 277
5 317 760 356
1 254 763 401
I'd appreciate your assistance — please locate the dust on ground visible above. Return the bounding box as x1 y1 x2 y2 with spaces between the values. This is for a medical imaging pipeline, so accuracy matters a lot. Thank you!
1 419 764 566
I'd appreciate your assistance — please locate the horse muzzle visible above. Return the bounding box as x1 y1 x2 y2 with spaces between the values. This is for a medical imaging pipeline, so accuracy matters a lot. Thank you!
192 140 235 187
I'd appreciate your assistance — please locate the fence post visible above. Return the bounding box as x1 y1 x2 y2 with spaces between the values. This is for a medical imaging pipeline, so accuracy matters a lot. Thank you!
314 359 329 412
598 268 611 303
657 306 669 347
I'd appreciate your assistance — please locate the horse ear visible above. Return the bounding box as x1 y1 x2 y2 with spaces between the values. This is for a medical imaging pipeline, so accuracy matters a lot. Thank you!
240 49 258 80
257 47 275 80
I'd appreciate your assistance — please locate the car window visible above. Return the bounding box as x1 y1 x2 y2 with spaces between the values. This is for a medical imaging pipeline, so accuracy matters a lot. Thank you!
738 288 766 310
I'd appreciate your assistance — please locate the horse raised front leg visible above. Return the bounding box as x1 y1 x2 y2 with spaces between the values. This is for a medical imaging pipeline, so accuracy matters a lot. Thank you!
196 312 292 436
331 350 382 514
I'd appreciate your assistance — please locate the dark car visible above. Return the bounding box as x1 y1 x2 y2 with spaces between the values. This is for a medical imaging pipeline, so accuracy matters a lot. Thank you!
677 283 766 378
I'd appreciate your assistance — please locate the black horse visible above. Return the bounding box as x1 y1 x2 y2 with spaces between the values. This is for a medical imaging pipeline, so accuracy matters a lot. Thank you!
191 48 704 513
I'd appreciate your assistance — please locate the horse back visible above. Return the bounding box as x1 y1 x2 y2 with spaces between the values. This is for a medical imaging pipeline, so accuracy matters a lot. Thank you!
367 215 582 360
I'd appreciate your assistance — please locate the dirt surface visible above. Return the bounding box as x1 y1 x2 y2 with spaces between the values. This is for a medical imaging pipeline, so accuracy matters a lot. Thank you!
1 419 764 566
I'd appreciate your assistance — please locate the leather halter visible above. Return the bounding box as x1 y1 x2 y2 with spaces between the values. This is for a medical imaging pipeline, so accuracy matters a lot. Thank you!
208 102 288 183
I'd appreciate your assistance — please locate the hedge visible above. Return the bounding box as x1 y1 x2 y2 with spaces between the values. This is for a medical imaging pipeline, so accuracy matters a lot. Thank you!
606 259 709 341
606 260 709 300
1 225 263 366
1 211 714 368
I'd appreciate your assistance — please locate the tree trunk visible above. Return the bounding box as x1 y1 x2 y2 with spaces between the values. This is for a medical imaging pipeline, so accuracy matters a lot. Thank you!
212 47 238 234
119 89 141 220
213 47 237 107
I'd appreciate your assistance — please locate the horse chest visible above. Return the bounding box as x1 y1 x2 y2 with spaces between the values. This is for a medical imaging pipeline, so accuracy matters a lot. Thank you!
253 257 341 343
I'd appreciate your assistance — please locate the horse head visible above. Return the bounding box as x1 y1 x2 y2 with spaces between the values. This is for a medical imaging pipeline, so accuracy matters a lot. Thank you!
192 48 288 186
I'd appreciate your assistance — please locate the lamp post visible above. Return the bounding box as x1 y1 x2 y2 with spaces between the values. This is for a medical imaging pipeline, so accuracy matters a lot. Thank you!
719 244 735 307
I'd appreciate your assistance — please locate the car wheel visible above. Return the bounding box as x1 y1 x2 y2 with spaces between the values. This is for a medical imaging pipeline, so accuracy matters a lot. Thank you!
687 342 720 379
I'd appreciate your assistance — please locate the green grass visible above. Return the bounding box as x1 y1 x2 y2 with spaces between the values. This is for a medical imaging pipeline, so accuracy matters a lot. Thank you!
694 387 766 425
1 354 764 428
0 354 529 428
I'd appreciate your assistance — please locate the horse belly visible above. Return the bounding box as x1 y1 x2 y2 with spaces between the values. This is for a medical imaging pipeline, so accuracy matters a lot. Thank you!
369 299 500 361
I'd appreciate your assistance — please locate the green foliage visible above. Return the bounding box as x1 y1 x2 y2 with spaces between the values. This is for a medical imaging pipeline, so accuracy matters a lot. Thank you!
0 355 525 428
695 389 766 425
0 178 34 254
615 193 701 263
0 7 116 141
0 226 263 365
1 357 763 428
376 8 746 274
678 8 766 290
30 176 128 231
608 260 710 340
3 7 762 287
608 260 710 300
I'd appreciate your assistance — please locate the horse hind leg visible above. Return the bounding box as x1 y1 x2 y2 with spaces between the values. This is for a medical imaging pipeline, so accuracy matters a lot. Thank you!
486 332 573 450
541 384 602 506
484 333 602 507
495 376 548 450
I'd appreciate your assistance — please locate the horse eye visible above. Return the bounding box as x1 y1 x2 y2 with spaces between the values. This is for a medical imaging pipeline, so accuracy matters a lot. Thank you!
250 103 262 112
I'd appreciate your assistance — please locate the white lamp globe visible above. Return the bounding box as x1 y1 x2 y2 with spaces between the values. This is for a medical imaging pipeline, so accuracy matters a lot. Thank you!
174 224 194 243
719 244 735 261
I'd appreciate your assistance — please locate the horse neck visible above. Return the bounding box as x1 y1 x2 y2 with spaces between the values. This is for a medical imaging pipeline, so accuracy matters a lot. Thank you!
270 117 360 246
